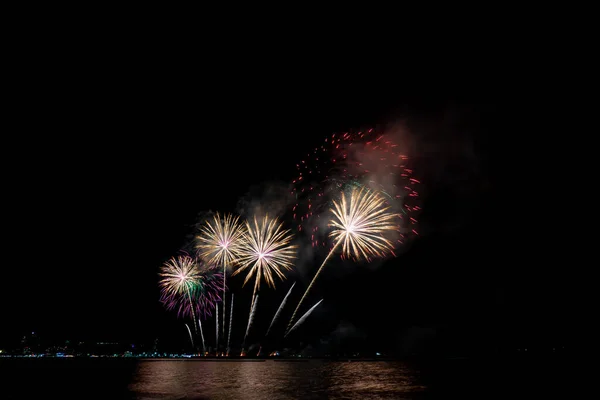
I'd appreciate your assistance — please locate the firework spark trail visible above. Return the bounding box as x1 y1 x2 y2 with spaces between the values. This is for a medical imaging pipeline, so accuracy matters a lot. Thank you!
285 299 323 337
196 213 245 341
285 241 340 335
198 318 206 355
226 293 234 356
241 294 258 353
286 187 399 334
185 323 194 349
266 282 296 337
243 281 260 343
186 289 199 336
232 214 297 345
215 303 219 353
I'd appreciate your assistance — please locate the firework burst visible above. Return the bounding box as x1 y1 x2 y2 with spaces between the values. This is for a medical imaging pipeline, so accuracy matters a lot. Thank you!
196 212 245 269
159 255 222 354
233 215 297 291
330 186 399 261
286 187 399 333
233 214 297 348
291 128 420 247
195 212 246 347
158 255 203 321
159 256 223 320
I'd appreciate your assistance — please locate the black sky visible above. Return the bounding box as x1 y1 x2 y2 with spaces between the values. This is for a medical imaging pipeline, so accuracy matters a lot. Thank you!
1 51 570 356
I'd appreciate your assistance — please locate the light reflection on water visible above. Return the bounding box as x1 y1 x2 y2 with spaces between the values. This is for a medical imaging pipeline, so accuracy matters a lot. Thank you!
128 360 427 399
1 355 570 399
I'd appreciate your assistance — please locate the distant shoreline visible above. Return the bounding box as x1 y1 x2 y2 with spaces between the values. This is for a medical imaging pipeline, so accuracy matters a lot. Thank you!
0 353 569 362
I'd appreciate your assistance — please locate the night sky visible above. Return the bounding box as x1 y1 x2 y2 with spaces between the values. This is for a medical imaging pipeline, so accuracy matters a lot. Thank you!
1 65 569 356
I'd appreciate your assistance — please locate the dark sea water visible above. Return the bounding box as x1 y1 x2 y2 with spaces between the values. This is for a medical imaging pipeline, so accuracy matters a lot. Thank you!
0 355 571 399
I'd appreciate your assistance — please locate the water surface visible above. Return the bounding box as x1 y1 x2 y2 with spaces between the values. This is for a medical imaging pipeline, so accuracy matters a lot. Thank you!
129 359 426 399
1 356 570 399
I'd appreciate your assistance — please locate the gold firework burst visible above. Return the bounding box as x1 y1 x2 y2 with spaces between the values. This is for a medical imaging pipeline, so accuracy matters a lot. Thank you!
195 212 246 270
329 186 399 260
232 215 297 291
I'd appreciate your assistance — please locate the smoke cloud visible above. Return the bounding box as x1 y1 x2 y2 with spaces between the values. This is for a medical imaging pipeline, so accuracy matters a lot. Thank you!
235 180 295 220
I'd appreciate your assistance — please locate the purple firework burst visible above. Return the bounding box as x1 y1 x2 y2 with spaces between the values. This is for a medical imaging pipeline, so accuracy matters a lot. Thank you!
159 256 223 319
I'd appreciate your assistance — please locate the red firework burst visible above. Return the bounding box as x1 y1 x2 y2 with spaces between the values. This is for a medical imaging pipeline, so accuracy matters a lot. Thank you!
290 128 421 248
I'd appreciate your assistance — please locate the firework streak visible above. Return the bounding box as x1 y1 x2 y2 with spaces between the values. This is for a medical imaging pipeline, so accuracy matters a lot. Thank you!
241 294 258 353
185 323 194 349
198 318 206 355
215 303 219 352
266 282 296 337
285 299 323 337
227 293 234 356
